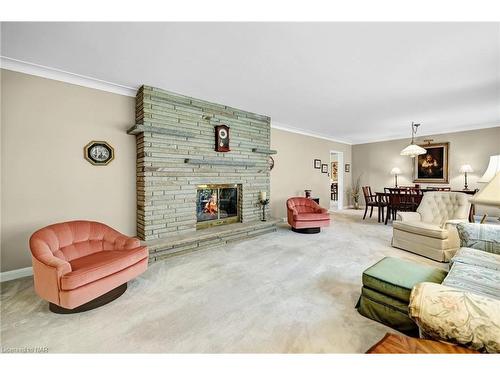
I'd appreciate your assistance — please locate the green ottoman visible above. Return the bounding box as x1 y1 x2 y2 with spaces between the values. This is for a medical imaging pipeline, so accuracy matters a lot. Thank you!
356 257 447 336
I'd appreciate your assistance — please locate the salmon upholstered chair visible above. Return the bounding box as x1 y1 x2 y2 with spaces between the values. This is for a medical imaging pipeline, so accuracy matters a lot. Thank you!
30 221 148 313
286 197 331 233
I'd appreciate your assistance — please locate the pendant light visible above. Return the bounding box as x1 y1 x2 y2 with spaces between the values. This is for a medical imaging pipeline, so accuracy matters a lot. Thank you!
400 122 427 158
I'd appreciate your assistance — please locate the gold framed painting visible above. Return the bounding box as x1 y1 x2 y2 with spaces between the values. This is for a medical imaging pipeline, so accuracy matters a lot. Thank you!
413 142 449 183
331 161 338 181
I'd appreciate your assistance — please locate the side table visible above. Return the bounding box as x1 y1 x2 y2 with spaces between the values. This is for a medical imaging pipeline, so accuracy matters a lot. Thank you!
366 333 479 354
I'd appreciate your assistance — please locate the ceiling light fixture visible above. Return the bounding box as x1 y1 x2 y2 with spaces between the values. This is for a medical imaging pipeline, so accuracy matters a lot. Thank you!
400 122 427 158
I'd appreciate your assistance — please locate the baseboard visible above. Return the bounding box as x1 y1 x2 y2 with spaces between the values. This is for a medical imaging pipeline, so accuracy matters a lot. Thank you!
0 267 33 282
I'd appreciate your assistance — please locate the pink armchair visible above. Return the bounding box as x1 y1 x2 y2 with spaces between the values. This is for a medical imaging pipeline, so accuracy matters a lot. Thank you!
286 197 331 233
30 220 148 313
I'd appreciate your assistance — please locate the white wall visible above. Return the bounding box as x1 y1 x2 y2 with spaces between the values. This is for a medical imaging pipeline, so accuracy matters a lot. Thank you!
1 69 136 272
270 128 352 219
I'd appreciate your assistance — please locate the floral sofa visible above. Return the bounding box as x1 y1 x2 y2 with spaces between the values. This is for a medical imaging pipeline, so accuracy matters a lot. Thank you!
409 222 500 353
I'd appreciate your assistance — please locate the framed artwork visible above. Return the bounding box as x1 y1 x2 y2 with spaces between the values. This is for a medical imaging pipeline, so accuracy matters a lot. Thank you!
331 161 338 181
314 159 321 169
84 141 114 166
345 163 350 173
321 164 328 173
414 142 449 183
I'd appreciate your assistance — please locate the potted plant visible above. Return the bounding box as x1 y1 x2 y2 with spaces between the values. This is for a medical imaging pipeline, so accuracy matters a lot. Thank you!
349 175 362 209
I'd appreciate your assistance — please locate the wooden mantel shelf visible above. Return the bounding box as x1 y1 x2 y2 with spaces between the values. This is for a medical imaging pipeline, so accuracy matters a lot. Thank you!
252 148 277 155
185 158 256 167
127 124 195 138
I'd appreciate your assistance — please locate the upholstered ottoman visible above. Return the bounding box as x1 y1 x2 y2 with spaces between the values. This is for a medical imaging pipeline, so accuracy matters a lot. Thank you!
356 257 447 336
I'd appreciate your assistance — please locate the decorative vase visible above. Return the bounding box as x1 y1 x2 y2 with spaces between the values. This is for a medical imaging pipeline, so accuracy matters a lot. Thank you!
353 201 360 209
304 189 312 198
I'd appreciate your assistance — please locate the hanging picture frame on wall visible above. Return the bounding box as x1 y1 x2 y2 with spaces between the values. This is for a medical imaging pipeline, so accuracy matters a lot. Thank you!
314 159 321 169
321 164 328 173
345 164 350 173
413 142 449 183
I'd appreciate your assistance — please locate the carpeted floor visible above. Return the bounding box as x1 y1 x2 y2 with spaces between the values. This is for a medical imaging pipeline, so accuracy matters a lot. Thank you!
0 209 445 353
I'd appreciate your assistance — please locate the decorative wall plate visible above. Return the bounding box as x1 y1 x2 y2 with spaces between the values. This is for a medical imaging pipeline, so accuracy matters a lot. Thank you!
268 156 275 170
84 141 115 166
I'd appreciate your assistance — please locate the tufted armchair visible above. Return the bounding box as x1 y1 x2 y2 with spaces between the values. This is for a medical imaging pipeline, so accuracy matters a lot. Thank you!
30 220 148 313
286 197 330 233
392 192 470 262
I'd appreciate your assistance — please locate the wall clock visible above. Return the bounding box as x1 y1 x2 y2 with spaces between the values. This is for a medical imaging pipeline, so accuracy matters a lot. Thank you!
84 141 115 166
214 124 230 152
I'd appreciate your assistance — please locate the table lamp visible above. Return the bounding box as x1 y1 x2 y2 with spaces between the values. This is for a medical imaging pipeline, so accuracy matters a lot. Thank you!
470 155 500 222
459 164 473 190
478 155 500 182
390 167 401 187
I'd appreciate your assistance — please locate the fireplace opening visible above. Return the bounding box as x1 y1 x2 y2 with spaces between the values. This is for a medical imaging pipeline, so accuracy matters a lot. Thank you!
196 184 240 229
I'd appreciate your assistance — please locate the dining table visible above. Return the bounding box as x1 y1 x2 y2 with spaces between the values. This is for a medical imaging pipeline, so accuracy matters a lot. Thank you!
375 188 477 225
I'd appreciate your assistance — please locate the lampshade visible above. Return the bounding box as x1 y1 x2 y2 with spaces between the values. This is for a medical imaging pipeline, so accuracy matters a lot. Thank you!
470 171 500 208
478 155 500 183
390 167 401 175
400 144 427 157
459 164 473 173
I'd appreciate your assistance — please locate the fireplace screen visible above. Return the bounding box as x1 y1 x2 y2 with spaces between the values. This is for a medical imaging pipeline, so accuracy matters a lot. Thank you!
196 184 240 229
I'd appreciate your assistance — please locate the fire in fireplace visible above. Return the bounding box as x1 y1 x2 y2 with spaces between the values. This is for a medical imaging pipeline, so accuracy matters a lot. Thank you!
196 184 240 229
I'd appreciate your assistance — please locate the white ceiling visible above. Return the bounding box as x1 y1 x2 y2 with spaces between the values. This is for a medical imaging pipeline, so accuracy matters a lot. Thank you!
1 22 499 144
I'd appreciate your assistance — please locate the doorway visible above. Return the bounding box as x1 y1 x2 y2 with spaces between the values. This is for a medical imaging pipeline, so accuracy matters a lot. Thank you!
329 151 344 211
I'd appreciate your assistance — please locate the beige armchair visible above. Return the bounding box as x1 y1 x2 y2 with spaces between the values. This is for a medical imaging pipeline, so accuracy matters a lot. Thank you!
392 192 470 262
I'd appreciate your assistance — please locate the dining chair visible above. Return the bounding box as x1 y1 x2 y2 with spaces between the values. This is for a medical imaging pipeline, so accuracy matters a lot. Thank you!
362 186 387 222
384 188 419 225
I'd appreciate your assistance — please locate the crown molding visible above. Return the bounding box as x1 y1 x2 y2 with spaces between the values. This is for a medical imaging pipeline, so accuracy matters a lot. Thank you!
1 56 137 97
271 121 352 145
351 122 500 145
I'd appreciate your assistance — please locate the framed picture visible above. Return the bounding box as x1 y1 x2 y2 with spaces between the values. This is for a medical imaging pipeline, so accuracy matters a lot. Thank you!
84 141 115 166
331 161 338 181
321 164 328 173
345 163 350 173
314 159 321 169
414 142 449 183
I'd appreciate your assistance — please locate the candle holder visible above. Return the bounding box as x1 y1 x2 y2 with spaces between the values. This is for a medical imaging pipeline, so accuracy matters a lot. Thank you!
259 198 270 221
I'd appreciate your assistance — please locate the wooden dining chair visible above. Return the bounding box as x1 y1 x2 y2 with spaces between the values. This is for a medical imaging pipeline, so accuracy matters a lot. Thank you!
362 186 387 222
384 188 419 225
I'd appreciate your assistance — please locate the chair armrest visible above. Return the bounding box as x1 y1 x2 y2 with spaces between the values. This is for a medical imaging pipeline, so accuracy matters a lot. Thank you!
409 282 500 353
444 219 468 227
37 254 72 273
31 254 72 304
396 212 421 222
113 235 142 250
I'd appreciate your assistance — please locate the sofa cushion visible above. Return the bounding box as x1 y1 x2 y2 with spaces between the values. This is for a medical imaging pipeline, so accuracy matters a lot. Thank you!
393 221 448 239
442 262 500 299
294 212 330 221
456 223 500 255
61 247 148 290
356 289 418 336
451 247 500 271
362 257 448 302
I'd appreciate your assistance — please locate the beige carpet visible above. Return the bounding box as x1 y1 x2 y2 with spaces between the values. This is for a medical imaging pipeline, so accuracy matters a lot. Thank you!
0 210 445 353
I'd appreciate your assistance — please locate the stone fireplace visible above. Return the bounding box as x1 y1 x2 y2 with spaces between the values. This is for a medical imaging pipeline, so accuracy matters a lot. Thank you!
128 85 277 261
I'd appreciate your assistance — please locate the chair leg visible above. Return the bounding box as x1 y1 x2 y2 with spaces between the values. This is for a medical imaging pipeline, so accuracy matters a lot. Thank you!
385 206 390 225
369 206 373 218
363 205 368 220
